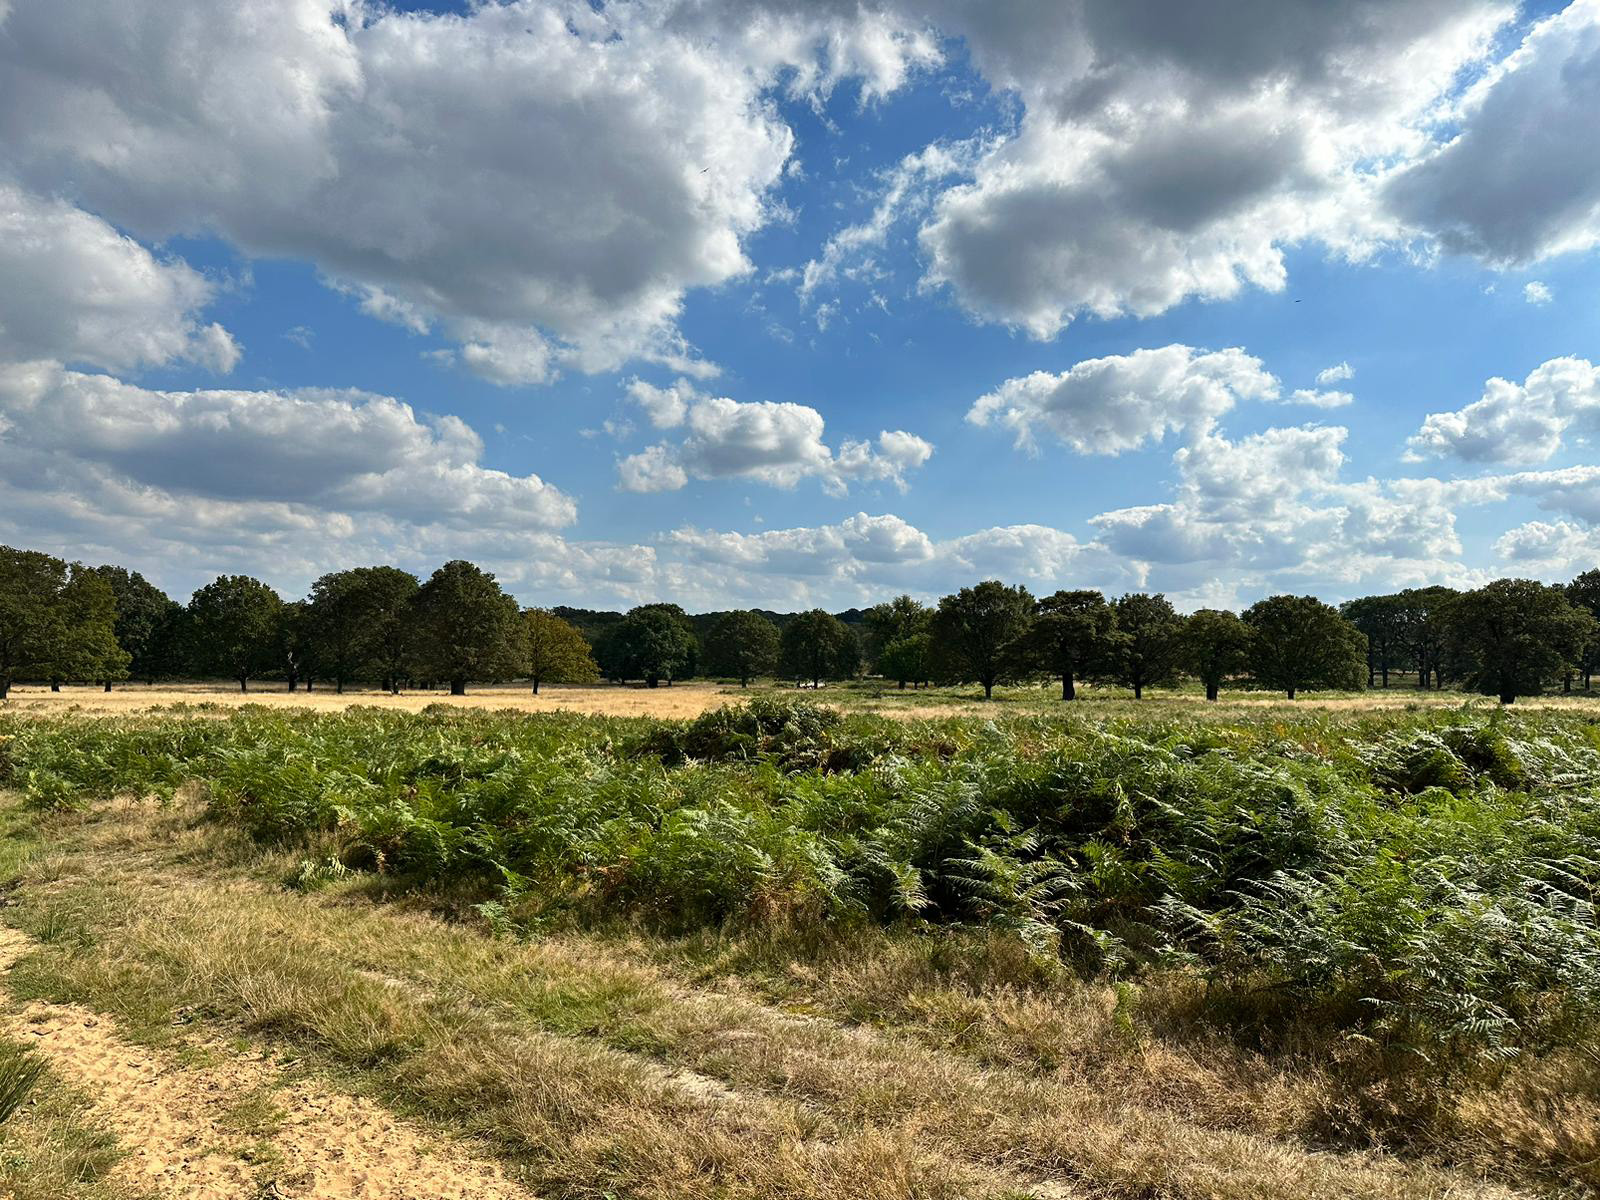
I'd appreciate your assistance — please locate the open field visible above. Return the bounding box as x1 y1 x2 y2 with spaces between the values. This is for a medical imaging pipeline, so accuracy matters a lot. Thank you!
1 697 1598 1198
11 678 1600 721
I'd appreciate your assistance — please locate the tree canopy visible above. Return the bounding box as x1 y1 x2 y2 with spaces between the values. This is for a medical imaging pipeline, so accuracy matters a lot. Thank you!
522 608 600 693
704 610 781 686
779 609 859 688
185 575 283 692
1243 594 1367 699
1450 578 1594 703
409 560 523 694
1025 589 1116 700
1111 592 1182 699
605 604 699 687
933 580 1033 700
1179 608 1251 701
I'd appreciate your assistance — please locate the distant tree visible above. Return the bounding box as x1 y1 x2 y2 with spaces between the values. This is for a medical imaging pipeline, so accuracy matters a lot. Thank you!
1393 585 1458 689
1242 594 1367 699
46 566 129 691
187 574 284 692
409 560 523 695
1179 609 1251 701
1340 594 1407 687
90 565 173 690
1024 589 1116 700
141 603 191 683
306 566 419 693
779 609 859 688
933 580 1033 700
704 610 780 687
1567 570 1600 690
0 547 69 699
1449 578 1594 704
1111 592 1182 699
610 603 700 687
279 600 315 691
878 632 933 689
863 595 932 676
522 609 600 693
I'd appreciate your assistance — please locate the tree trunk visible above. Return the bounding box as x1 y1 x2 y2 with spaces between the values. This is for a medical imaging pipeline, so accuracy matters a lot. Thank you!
1062 671 1075 701
1133 682 1143 700
897 679 905 689
1381 663 1389 688
1564 672 1573 694
983 679 994 700
0 679 9 700
1205 681 1219 701
104 680 113 692
647 676 659 688
1500 690 1516 704
1285 685 1296 700
239 676 249 693
531 677 541 695
287 675 297 692
450 678 466 696
1587 668 1593 691
306 678 313 692
390 680 400 695
50 679 60 692
1418 666 1429 689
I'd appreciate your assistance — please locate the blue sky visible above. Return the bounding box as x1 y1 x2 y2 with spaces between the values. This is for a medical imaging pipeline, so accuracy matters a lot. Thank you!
2 0 1599 611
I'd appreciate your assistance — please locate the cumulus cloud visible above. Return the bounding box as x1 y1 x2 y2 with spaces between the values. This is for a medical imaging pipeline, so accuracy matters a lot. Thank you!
1386 0 1600 265
910 0 1511 335
968 345 1279 454
1406 356 1600 464
0 362 575 531
0 184 238 373
0 0 902 383
625 377 699 429
618 392 932 494
1524 280 1554 305
1316 361 1355 385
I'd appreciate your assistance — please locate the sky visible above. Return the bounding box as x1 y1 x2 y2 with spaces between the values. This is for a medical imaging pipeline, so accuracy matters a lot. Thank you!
3 0 1600 612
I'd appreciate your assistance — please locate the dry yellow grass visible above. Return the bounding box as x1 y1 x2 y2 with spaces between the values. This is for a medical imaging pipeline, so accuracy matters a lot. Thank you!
14 679 1600 722
0 680 743 719
0 796 1560 1200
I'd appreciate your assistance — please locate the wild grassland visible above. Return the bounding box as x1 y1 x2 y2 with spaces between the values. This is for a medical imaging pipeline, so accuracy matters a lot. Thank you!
1 697 1597 1197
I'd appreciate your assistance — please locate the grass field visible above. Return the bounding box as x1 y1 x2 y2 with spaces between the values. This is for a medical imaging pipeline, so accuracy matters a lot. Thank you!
1 696 1597 1198
11 677 1600 720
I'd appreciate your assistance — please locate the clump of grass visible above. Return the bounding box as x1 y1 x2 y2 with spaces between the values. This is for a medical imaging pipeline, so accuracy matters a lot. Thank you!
0 1041 44 1124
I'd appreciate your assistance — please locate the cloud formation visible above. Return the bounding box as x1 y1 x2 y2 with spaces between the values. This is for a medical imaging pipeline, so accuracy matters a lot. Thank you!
619 388 932 494
1407 356 1600 464
967 345 1279 454
0 184 238 373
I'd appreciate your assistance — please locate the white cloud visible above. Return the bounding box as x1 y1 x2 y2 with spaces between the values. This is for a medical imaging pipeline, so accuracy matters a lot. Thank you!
0 0 926 384
1407 356 1600 464
1492 519 1595 569
617 391 932 494
1316 361 1355 385
1287 388 1354 409
911 1 1511 336
0 362 575 531
1386 0 1600 265
968 345 1279 454
626 377 699 429
0 184 238 373
1524 280 1554 305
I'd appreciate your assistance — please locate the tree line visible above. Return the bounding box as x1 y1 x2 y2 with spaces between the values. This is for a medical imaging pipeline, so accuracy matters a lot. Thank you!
4 543 1600 703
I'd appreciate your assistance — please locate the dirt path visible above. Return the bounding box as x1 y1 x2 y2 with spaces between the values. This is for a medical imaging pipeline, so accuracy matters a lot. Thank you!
0 926 531 1200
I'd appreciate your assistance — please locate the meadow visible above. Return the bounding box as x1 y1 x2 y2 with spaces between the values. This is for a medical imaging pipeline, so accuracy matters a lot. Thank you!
1 694 1598 1198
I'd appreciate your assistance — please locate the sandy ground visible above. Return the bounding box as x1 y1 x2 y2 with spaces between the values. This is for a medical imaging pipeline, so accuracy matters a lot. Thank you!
0 925 530 1200
0 680 743 719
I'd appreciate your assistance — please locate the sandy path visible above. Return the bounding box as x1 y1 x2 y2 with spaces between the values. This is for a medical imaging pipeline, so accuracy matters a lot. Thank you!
0 926 531 1200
